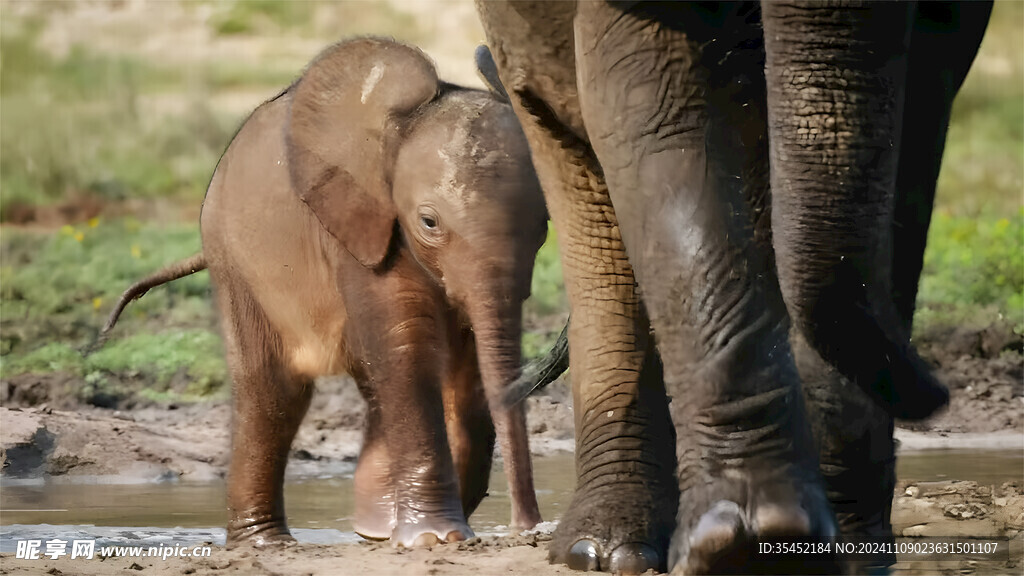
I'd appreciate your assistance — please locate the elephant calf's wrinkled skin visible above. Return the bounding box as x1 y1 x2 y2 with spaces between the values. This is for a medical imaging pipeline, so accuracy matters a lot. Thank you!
198 39 546 547
477 1 990 574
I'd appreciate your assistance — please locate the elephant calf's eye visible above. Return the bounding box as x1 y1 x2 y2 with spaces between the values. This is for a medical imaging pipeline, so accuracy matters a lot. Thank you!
420 215 438 230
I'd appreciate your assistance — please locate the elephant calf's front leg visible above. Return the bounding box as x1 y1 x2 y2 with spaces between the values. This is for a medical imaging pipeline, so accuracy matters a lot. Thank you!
443 326 495 518
345 262 471 547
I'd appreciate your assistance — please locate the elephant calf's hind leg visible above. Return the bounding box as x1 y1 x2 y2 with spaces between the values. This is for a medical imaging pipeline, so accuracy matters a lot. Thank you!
220 282 313 545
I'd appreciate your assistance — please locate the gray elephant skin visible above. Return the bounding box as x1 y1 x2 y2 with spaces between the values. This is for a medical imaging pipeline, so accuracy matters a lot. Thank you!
476 1 991 574
103 37 547 547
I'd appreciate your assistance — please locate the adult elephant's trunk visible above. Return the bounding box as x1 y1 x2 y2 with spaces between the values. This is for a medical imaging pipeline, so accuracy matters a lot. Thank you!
762 2 947 420
468 292 542 530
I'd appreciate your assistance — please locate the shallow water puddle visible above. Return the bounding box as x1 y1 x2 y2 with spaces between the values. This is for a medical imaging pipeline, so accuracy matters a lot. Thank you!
0 454 577 550
1 450 1021 553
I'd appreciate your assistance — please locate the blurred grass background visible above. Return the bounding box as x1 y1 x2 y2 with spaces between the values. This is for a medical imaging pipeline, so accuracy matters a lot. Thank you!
0 0 1018 406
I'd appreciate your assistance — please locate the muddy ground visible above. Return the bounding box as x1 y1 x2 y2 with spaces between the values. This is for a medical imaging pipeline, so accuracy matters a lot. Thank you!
1 329 1022 575
2 322 1021 481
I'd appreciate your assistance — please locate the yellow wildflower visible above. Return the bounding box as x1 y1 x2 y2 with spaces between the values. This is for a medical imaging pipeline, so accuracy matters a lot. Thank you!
74 231 85 242
88 217 100 228
60 225 75 236
93 297 102 310
131 245 142 259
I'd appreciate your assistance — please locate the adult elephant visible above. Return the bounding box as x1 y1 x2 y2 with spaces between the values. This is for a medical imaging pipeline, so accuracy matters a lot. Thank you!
476 1 991 573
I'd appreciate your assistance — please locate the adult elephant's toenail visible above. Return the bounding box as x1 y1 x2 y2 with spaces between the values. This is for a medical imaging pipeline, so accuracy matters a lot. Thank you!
567 539 601 571
691 500 747 547
609 543 661 575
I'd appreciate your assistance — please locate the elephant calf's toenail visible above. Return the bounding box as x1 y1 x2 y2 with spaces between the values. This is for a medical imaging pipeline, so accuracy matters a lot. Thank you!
413 533 441 547
567 539 601 571
609 543 661 575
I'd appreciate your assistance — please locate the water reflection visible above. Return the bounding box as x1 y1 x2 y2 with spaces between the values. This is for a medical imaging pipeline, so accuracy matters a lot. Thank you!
0 450 1020 535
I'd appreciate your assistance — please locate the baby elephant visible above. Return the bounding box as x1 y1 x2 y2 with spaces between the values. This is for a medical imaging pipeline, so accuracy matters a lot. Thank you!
103 38 547 546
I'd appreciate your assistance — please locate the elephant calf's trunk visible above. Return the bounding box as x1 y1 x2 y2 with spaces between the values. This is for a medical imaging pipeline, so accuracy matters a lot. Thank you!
472 312 542 531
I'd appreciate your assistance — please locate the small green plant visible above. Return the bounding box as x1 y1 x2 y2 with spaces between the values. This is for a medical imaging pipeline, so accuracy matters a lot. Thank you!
525 226 567 318
916 210 1024 336
0 220 225 401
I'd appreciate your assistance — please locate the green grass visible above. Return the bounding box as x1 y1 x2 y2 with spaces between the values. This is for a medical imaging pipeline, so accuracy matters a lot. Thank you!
205 0 424 41
0 17 295 218
0 220 224 403
526 226 567 318
915 211 1024 336
522 227 567 359
208 0 315 36
935 1 1024 218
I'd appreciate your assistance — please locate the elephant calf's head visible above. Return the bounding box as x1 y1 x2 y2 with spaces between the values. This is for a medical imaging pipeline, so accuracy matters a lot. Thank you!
286 36 546 344
392 93 546 312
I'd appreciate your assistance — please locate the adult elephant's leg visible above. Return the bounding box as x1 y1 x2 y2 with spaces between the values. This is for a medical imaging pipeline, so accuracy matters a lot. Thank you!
478 3 677 572
891 1 992 329
797 3 992 570
762 2 948 422
795 337 896 570
218 277 313 545
575 3 837 573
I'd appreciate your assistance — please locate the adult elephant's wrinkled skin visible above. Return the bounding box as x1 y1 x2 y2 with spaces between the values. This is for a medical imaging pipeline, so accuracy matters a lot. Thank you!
476 1 991 573
109 38 548 549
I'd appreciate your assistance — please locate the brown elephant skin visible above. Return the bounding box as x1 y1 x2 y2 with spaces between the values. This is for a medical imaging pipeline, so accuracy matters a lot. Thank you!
195 38 547 547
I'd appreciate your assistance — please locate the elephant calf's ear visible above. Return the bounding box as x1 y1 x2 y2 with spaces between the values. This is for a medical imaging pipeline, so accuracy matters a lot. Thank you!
287 38 440 268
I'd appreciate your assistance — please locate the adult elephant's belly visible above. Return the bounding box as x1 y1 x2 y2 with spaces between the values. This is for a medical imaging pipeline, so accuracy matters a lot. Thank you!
200 94 349 381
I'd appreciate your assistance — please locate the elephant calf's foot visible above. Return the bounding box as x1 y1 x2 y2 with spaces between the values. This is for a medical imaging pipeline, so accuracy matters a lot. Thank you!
550 483 676 574
669 473 840 575
356 503 473 547
352 497 396 542
355 498 473 547
226 511 294 548
391 515 474 548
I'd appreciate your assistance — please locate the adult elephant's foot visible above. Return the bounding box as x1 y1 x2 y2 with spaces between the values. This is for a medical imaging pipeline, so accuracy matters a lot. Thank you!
551 482 676 574
667 388 841 575
796 333 898 573
226 510 295 547
668 472 840 574
549 348 678 575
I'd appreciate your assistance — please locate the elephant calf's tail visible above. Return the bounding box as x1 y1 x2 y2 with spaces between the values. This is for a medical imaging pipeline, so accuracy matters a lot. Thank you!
90 253 207 352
